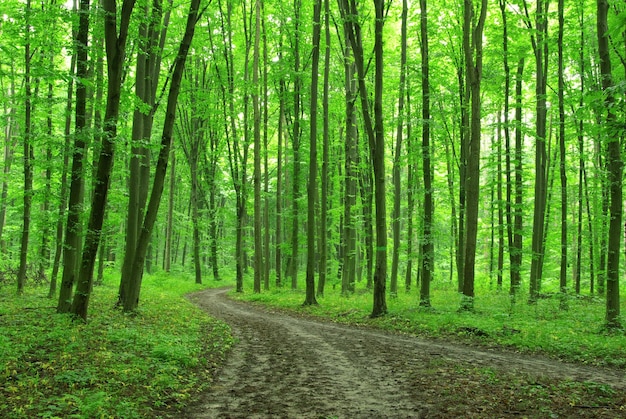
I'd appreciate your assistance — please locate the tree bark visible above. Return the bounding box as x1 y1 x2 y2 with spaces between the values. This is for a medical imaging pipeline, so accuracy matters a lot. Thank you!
17 0 33 295
597 0 621 329
460 0 487 311
420 0 433 307
57 0 90 312
304 0 322 306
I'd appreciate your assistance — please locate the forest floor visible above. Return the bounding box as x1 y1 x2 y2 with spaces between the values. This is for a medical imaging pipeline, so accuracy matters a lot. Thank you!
184 287 626 419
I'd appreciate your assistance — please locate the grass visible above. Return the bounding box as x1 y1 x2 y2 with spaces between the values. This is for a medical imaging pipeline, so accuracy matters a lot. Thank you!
0 271 233 419
233 278 626 368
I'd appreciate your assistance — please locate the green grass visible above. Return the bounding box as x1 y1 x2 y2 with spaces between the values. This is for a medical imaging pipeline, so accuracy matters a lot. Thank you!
233 278 626 368
0 271 233 419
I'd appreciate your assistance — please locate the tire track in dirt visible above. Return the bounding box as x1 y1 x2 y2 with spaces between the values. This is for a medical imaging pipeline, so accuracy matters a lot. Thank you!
185 287 625 418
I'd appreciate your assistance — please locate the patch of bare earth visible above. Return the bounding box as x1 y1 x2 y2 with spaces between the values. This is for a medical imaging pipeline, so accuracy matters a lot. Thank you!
185 288 626 418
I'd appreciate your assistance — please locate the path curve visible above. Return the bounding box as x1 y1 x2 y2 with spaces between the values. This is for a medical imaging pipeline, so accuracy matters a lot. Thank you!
185 287 625 418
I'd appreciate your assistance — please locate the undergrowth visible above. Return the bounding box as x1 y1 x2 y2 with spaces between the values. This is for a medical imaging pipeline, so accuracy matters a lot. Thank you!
233 278 626 368
0 271 233 419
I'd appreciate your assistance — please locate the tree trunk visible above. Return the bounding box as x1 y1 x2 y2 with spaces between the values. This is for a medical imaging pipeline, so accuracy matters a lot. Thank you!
557 0 567 309
123 0 204 312
253 0 263 294
460 0 487 311
420 0 433 308
57 0 90 312
164 149 175 272
17 0 33 295
527 0 549 304
391 0 408 297
304 0 322 306
317 0 331 298
597 0 621 329
341 38 357 295
70 0 137 320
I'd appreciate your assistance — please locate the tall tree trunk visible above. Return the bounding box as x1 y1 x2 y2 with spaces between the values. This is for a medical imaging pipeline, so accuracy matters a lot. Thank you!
49 46 76 298
391 0 408 297
496 113 505 290
0 61 18 255
57 0 90 312
510 58 525 296
253 0 263 294
70 0 137 320
341 37 357 295
557 0 567 309
123 0 204 312
304 0 322 306
317 0 331 297
597 0 621 329
288 0 303 290
460 0 487 311
275 80 285 288
17 0 34 295
527 0 550 304
420 0 433 307
405 83 416 292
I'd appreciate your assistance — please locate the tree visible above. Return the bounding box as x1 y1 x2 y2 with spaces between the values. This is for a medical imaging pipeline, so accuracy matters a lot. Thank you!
526 0 550 304
123 0 206 312
460 0 487 311
303 0 322 306
57 0 90 312
253 0 263 294
70 0 137 320
17 0 33 295
339 0 388 316
420 0 433 308
597 0 621 329
391 0 409 297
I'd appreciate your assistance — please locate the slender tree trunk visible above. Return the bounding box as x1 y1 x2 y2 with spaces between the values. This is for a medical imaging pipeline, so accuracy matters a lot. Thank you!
123 0 203 312
17 0 34 295
341 38 357 295
597 0 621 329
317 0 331 297
253 0 263 294
460 0 487 311
420 0 433 307
71 0 137 320
510 58 525 296
557 0 568 309
57 0 90 312
164 149 175 272
391 0 408 297
276 81 285 288
496 114 504 290
527 0 549 304
49 49 76 298
304 0 322 306
288 0 303 290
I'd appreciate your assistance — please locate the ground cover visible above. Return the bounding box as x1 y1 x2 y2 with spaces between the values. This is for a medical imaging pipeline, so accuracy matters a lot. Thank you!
0 272 233 419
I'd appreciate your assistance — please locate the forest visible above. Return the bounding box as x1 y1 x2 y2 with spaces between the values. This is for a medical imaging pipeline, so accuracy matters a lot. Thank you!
1 0 626 322
3 0 626 416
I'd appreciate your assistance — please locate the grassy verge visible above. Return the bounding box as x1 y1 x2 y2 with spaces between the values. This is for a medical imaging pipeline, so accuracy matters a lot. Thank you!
0 272 233 419
233 280 626 368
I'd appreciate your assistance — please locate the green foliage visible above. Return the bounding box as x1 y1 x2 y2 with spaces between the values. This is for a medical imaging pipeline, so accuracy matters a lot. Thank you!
0 272 233 419
233 279 626 369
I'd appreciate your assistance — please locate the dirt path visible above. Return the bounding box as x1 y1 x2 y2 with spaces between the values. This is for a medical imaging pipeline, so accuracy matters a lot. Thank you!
185 288 626 419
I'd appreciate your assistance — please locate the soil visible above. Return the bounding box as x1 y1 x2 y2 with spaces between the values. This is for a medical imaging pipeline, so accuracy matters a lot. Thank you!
185 287 626 419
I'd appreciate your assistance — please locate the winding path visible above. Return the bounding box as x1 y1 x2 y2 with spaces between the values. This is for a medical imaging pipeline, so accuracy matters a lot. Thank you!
185 287 625 418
